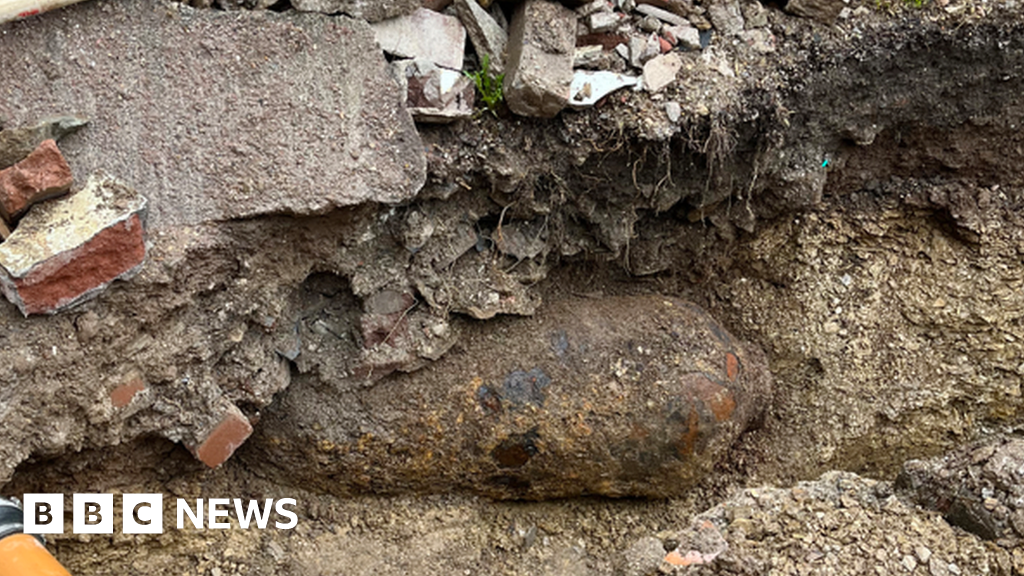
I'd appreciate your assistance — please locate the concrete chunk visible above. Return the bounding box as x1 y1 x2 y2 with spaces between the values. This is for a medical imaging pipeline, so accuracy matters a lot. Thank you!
664 23 701 50
643 52 682 92
0 139 73 222
635 3 688 26
371 8 466 70
290 0 419 22
454 0 508 74
503 0 576 118
707 0 745 36
0 2 425 228
0 172 147 316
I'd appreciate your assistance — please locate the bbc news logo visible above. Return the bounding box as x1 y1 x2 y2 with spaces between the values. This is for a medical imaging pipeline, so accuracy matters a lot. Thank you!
22 494 298 534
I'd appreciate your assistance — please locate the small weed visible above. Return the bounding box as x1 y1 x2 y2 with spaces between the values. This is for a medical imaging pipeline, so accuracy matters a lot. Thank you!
465 55 505 116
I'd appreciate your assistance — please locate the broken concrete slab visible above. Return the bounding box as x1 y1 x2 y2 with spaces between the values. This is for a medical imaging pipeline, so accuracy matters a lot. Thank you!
642 52 682 92
291 0 419 22
0 116 87 170
454 0 508 74
392 59 476 123
569 70 639 107
503 0 576 118
0 171 147 316
0 139 73 222
0 1 425 228
371 8 466 70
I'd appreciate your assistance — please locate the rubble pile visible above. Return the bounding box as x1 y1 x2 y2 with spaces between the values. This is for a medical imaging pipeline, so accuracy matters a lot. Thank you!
622 471 1013 575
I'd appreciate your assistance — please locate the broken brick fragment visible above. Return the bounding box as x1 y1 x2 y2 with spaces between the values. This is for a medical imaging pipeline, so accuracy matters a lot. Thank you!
110 375 147 408
0 139 73 222
0 172 147 315
191 403 254 469
725 352 739 381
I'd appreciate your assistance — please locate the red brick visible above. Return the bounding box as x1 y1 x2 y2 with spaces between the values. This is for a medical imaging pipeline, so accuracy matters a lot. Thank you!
111 376 146 408
192 404 253 469
659 36 672 53
9 215 144 315
0 173 147 315
0 139 72 221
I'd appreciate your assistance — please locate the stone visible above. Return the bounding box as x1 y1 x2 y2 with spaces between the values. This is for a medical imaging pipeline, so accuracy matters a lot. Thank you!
569 70 639 108
620 537 665 576
664 23 701 50
740 28 776 53
897 437 1024 545
291 0 419 22
487 1 508 30
0 139 73 222
251 296 772 499
503 0 576 118
0 116 88 170
742 0 769 28
629 34 660 68
574 45 604 67
784 0 843 23
454 0 508 74
615 42 630 62
0 172 147 316
635 3 688 26
0 219 9 241
371 8 466 70
587 10 621 33
642 52 682 92
392 59 476 123
639 15 663 33
0 2 425 228
190 401 253 468
665 101 681 122
707 0 744 36
665 519 729 566
575 0 607 16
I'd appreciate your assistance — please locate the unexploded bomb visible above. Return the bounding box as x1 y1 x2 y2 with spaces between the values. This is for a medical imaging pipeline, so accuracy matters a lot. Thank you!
254 295 772 499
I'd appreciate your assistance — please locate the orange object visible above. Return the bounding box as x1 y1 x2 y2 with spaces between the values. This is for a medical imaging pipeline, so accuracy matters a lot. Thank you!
0 533 72 576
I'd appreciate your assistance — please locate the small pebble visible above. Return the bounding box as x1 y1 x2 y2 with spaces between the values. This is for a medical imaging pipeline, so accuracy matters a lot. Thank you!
665 101 681 123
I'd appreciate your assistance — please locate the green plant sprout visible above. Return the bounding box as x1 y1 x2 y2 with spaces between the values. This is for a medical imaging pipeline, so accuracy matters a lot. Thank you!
465 54 505 116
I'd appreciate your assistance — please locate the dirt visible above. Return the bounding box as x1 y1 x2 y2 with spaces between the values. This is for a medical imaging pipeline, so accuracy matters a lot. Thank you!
2 0 1024 574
